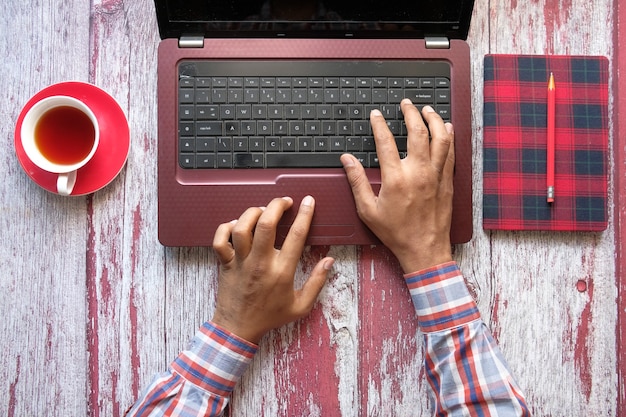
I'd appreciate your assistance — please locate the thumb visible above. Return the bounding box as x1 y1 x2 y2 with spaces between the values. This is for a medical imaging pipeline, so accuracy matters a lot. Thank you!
341 154 376 213
294 257 334 316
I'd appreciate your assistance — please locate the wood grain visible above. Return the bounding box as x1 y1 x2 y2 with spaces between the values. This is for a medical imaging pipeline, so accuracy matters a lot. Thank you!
468 1 616 415
618 0 626 414
0 1 93 416
0 0 619 415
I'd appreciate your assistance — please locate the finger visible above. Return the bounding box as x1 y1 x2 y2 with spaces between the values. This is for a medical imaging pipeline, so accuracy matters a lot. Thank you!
421 105 453 172
341 153 376 220
230 206 265 258
280 195 315 266
213 220 237 263
401 99 430 161
442 122 456 182
249 197 293 253
370 108 401 174
293 257 334 317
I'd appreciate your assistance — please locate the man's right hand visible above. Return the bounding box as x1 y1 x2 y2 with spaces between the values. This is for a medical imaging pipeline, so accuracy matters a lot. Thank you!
340 99 455 274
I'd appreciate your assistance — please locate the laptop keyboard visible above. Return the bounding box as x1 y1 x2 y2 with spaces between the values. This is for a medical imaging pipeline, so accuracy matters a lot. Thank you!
177 60 451 169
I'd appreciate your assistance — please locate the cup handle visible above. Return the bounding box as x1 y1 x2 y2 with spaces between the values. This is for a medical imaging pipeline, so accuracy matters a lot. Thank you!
57 171 77 196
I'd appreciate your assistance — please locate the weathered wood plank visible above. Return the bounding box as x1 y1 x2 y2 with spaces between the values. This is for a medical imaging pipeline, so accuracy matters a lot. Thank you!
358 245 432 415
467 0 617 415
0 1 92 415
87 0 164 415
615 0 626 415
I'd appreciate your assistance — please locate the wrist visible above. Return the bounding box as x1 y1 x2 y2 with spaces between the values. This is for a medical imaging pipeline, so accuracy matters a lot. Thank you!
211 310 264 344
393 241 453 274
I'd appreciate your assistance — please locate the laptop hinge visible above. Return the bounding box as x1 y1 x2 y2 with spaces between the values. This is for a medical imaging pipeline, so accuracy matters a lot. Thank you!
179 36 204 48
425 37 450 49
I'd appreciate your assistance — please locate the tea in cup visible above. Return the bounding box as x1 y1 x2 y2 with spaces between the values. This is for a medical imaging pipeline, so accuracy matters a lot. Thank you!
20 95 99 195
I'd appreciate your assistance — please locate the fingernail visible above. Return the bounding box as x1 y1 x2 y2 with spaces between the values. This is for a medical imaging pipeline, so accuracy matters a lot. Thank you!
401 98 413 105
323 258 335 271
301 195 314 207
230 219 238 224
370 109 382 117
423 105 435 113
341 154 355 167
445 122 454 134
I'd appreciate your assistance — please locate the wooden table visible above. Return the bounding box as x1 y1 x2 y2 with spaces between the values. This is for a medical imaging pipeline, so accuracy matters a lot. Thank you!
2 1 624 415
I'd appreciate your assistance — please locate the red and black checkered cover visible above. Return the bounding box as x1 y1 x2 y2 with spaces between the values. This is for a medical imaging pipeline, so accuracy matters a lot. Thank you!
482 54 608 231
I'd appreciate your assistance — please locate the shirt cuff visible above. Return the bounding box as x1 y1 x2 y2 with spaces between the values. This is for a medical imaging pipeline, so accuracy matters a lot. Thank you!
404 261 481 333
171 321 258 397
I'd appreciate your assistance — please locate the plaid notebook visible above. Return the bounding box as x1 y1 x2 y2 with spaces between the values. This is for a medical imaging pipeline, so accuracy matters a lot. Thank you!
482 54 608 231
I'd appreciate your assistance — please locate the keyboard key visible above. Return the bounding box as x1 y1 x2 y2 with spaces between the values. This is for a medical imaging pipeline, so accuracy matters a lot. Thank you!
436 77 450 87
372 89 388 103
217 153 233 168
249 137 264 151
372 77 387 87
260 77 275 87
252 105 267 119
179 88 194 103
196 154 215 168
196 138 215 152
276 88 291 103
196 77 211 87
346 137 361 151
315 137 329 152
179 78 194 87
436 105 451 120
179 138 195 152
212 88 227 103
289 120 304 135
282 137 296 151
405 89 435 103
340 89 356 103
212 77 227 87
217 137 232 151
196 105 219 119
305 121 320 135
234 137 249 152
179 154 194 168
178 121 194 136
179 105 194 120
266 137 280 151
330 137 345 151
266 153 343 167
317 105 332 119
436 89 450 103
228 77 243 87
224 121 240 135
298 137 313 151
244 89 259 103
245 77 260 87
234 153 264 168
356 77 371 87
420 78 435 88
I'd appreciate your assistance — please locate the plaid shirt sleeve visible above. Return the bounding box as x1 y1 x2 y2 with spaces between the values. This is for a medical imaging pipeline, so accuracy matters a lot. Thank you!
405 261 531 416
126 321 258 417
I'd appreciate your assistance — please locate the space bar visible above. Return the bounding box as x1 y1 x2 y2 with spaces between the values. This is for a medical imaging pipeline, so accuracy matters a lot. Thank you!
265 153 345 168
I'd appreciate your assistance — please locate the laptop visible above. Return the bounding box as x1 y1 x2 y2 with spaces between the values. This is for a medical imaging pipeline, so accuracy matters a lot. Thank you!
155 0 474 246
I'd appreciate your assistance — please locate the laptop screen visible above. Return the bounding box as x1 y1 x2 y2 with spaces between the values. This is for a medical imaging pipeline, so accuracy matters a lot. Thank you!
155 0 474 40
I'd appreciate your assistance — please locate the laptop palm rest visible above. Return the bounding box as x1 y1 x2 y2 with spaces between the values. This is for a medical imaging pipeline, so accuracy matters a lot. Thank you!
274 172 381 245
